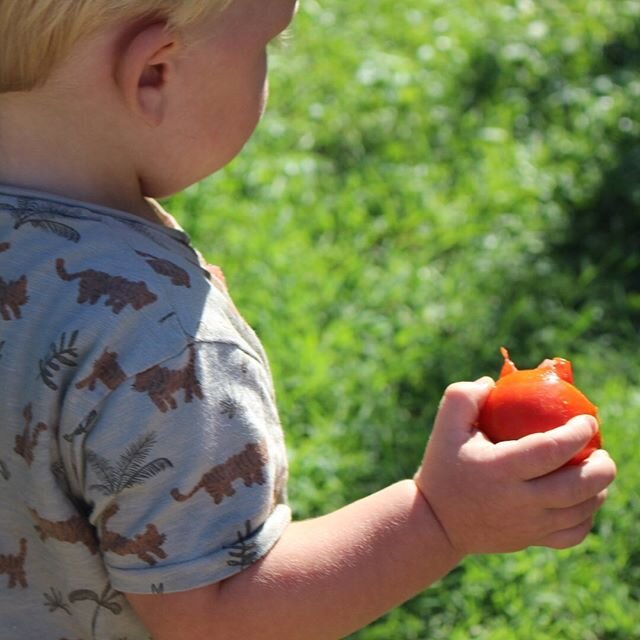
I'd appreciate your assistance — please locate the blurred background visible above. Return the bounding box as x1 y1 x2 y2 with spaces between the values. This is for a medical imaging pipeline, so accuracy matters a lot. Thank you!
168 1 640 637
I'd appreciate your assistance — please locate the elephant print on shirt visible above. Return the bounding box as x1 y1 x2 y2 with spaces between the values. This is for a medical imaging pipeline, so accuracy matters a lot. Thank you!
76 349 127 392
171 442 269 505
135 251 191 288
14 404 47 466
132 344 203 412
29 508 100 555
99 503 167 566
56 258 157 314
0 273 28 321
0 538 28 589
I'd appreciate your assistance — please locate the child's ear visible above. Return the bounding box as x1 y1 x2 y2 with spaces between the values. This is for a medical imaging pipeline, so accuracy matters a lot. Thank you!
115 22 180 126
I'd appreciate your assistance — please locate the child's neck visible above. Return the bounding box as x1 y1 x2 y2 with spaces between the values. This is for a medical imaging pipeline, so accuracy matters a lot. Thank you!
0 91 161 224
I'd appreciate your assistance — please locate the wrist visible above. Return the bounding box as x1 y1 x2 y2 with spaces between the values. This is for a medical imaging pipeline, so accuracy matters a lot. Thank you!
410 475 465 563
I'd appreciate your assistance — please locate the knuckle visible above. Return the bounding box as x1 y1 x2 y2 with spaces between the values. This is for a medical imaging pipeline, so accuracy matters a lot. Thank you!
579 496 599 519
528 431 564 471
542 430 568 461
548 472 594 509
439 381 483 420
566 477 591 505
488 445 519 481
595 456 618 484
442 381 474 400
581 464 615 498
553 521 592 549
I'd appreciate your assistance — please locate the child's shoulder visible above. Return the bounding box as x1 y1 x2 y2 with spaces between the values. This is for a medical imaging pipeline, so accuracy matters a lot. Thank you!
0 186 262 379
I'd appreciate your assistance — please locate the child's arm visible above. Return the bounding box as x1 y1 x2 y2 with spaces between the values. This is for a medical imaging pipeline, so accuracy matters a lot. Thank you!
125 378 615 640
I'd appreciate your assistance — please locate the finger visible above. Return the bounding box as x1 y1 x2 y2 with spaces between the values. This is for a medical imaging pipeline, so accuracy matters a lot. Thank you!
432 378 495 447
528 449 616 508
536 517 594 550
496 415 599 480
544 491 607 533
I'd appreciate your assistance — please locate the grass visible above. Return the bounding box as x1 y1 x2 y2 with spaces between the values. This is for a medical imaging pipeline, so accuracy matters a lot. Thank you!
167 1 640 637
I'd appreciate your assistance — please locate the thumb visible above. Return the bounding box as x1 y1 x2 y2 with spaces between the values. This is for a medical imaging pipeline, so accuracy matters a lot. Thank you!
432 377 495 446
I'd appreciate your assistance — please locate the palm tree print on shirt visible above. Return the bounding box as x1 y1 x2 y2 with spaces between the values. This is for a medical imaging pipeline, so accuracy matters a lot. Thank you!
225 521 264 568
4 197 96 243
38 330 80 390
68 584 124 640
43 586 72 615
86 432 173 497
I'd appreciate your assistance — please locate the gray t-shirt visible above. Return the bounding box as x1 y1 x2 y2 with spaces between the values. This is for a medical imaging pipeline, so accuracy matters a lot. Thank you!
0 186 290 639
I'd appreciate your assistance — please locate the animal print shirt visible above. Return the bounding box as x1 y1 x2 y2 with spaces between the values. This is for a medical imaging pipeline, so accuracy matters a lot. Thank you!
0 185 291 639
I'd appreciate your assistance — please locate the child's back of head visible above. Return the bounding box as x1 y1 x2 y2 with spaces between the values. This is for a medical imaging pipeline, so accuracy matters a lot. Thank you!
0 0 230 93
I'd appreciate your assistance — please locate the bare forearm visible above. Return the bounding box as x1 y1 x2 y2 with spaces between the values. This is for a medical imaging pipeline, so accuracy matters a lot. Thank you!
128 382 617 640
212 479 462 639
128 480 462 639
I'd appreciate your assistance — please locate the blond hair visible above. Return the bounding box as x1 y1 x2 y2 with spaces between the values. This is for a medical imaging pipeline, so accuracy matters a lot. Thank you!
0 0 231 93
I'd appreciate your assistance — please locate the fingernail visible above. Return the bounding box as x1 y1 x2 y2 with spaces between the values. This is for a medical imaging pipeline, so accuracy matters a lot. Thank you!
474 376 494 387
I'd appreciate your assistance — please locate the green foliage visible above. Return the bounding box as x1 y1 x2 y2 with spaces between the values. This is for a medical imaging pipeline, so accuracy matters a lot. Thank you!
168 1 640 636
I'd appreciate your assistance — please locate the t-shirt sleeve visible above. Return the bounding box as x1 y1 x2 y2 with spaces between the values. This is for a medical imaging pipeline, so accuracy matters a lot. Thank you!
78 340 290 595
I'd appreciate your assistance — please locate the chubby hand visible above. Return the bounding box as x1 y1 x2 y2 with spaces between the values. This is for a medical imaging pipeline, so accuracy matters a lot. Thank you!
414 377 617 556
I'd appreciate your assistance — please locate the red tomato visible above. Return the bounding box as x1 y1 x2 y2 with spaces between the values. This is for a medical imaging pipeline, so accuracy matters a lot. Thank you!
477 347 601 465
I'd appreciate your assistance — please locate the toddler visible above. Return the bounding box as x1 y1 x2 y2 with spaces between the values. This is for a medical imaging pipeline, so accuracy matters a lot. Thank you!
0 1 616 638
